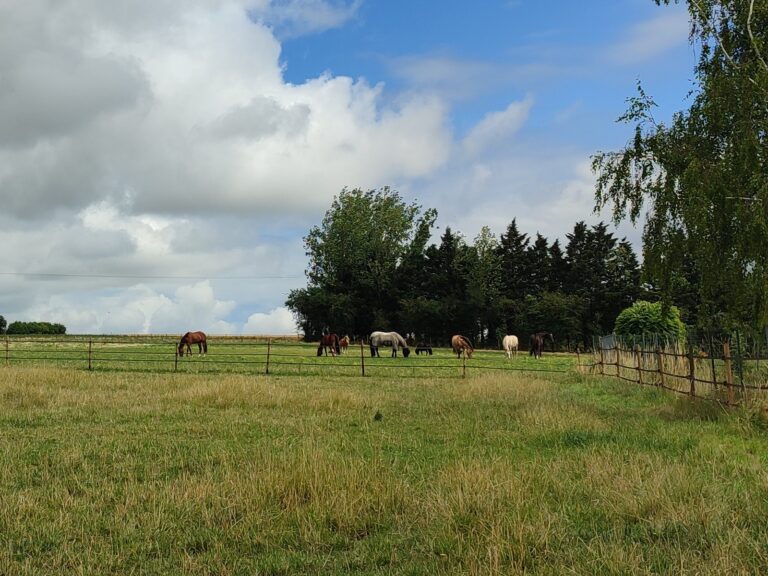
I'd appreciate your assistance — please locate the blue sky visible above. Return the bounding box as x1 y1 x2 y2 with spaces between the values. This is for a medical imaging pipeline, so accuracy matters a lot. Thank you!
0 0 696 334
279 0 695 139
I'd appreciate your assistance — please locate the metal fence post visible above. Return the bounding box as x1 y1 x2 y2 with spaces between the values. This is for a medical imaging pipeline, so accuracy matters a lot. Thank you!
462 350 467 379
88 338 93 371
360 340 365 377
4 336 8 366
174 345 178 372
266 339 271 375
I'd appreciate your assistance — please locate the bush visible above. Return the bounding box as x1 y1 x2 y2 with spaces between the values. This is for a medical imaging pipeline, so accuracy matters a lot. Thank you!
613 301 685 343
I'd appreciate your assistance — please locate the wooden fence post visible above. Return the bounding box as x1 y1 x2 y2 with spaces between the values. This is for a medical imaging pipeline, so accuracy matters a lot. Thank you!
266 339 271 375
174 346 178 372
656 347 664 388
598 343 605 376
4 336 8 366
360 340 365 377
615 341 621 378
87 338 93 371
687 344 695 397
634 345 643 385
462 350 467 379
723 340 735 405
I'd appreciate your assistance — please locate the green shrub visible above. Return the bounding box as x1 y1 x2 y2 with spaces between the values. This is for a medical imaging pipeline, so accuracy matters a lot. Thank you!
614 301 686 342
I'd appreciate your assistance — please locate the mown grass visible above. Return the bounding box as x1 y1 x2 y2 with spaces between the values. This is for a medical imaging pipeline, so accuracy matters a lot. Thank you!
2 366 768 574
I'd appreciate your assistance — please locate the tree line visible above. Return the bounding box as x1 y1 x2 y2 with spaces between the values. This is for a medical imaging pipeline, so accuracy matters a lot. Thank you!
0 317 67 335
286 187 643 349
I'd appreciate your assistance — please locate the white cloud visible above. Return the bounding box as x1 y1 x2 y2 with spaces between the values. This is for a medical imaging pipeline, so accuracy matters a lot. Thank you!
243 306 298 335
462 97 533 157
0 1 452 220
260 0 362 38
24 281 237 334
609 10 689 65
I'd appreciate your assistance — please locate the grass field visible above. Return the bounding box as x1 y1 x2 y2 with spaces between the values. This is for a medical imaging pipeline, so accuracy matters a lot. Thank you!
0 336 576 378
2 363 768 575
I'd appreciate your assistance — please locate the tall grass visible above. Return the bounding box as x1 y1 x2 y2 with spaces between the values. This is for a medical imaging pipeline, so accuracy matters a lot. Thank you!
1 366 768 574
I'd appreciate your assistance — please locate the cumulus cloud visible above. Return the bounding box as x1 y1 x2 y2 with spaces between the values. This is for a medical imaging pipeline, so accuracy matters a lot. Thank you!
0 0 452 220
25 281 237 334
243 306 298 334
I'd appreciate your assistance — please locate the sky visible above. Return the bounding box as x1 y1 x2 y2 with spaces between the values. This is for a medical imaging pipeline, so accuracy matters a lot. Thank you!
0 0 698 335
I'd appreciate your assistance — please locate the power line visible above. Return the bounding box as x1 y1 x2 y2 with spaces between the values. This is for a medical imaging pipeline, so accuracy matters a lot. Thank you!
0 271 304 280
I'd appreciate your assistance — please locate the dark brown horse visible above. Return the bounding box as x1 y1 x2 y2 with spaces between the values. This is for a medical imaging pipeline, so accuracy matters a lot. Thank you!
529 332 553 359
451 335 473 359
317 333 340 357
178 331 207 356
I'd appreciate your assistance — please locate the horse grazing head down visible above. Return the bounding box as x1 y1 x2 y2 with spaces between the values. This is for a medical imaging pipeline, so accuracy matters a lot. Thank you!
451 335 473 359
370 331 410 358
178 331 207 357
317 333 340 357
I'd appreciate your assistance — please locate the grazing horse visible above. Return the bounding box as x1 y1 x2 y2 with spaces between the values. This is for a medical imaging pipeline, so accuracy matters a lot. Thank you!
317 333 340 356
451 335 473 359
339 335 350 354
370 331 410 357
529 332 553 359
178 331 207 357
502 334 519 359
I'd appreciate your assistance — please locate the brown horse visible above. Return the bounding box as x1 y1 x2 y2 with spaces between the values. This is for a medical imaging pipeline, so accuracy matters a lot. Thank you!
451 335 473 359
339 335 350 354
529 332 553 359
178 331 207 357
317 333 340 357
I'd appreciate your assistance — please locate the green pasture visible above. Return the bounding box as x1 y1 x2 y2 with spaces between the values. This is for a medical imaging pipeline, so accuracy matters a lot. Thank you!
2 363 768 575
1 336 576 378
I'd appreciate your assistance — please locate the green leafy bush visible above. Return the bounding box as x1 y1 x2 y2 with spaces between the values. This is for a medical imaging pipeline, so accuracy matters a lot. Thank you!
614 301 686 342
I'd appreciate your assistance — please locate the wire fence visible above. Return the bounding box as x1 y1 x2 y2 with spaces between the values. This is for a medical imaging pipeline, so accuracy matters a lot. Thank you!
583 332 768 406
1 336 575 379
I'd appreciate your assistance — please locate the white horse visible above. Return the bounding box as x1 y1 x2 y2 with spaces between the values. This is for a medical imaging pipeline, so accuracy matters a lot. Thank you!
502 335 519 358
370 331 410 357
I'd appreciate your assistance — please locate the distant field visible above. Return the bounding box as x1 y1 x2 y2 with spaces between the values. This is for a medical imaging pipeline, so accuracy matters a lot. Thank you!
0 335 576 378
2 365 768 575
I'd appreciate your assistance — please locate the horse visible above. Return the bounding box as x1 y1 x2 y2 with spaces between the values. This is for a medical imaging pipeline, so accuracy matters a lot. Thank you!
370 331 410 357
529 332 553 359
339 335 350 354
451 335 473 359
317 333 340 356
178 331 207 357
502 334 519 359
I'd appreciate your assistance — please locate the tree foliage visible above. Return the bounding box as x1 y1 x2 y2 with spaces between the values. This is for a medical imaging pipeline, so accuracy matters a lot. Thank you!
614 300 686 342
6 321 66 335
593 0 768 331
286 188 643 348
